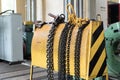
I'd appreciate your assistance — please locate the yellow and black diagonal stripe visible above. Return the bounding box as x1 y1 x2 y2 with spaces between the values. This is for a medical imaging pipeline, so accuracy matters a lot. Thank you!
89 22 107 77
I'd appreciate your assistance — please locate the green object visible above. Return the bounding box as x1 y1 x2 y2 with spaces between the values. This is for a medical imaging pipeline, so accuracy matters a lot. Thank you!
105 22 120 79
24 24 33 58
25 32 33 56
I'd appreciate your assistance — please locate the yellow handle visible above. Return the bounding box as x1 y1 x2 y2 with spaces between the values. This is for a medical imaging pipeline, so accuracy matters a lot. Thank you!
66 4 88 26
66 4 77 24
66 4 76 16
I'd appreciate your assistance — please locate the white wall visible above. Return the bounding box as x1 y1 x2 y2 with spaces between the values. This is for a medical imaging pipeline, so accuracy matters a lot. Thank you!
83 0 108 30
96 0 108 30
1 0 16 13
108 0 119 3
1 0 63 22
89 0 96 19
36 0 63 21
45 0 64 21
36 0 42 21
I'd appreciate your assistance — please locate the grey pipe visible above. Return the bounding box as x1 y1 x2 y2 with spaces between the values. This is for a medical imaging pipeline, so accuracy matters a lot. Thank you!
31 0 36 21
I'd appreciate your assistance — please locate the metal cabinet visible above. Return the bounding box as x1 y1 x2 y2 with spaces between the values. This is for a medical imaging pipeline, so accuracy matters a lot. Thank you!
0 14 23 63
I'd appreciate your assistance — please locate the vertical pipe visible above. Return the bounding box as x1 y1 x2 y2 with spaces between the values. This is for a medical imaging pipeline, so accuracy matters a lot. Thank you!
64 0 68 21
64 0 83 20
83 0 90 18
76 0 79 17
26 0 31 21
71 0 74 7
31 0 36 21
83 0 86 18
80 0 83 18
26 0 35 21
71 0 74 15
83 0 88 18
76 0 83 18
89 0 96 19
42 0 46 21
30 0 32 21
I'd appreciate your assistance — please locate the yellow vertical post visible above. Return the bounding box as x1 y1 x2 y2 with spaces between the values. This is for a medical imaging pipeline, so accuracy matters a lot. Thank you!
106 74 108 80
30 65 33 80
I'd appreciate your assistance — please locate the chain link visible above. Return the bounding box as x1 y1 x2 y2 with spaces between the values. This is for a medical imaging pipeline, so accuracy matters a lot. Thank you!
46 14 65 80
74 28 82 80
74 21 90 80
46 4 91 80
58 22 72 80
66 24 75 80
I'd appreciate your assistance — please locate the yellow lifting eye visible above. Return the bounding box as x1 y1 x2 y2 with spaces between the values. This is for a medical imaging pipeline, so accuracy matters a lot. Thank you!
66 4 89 26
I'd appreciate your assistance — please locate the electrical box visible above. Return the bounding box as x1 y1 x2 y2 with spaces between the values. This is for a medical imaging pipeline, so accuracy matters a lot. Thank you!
0 14 23 63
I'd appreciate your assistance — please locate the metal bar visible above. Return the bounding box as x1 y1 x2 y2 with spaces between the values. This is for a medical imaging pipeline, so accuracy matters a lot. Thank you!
81 0 83 18
31 0 36 21
63 0 68 21
76 0 79 17
26 0 32 21
71 0 74 7
76 0 83 18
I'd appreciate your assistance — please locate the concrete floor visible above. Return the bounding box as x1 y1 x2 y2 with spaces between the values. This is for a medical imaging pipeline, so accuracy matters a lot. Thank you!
0 60 116 80
0 60 57 80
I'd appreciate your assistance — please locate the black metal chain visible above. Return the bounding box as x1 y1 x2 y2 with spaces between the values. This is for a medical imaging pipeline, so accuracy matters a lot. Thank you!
74 21 90 80
46 14 65 80
58 22 72 80
66 24 75 80
74 27 82 80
